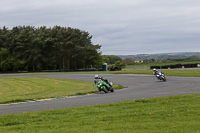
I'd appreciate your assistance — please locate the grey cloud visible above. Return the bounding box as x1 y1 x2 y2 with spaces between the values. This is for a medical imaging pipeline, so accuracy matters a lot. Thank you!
1 0 200 54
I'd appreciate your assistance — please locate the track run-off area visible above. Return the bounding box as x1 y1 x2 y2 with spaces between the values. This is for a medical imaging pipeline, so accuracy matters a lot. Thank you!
0 74 200 115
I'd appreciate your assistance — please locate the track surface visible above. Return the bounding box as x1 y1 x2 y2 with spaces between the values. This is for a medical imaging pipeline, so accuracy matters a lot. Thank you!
0 74 200 115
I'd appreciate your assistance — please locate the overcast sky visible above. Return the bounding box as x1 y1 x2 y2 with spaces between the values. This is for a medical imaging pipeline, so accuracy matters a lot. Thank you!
1 0 200 55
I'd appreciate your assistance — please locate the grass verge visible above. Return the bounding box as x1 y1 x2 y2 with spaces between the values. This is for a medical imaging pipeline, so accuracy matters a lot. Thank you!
111 69 200 77
0 94 199 133
124 61 200 70
0 77 124 104
2 68 200 77
80 69 200 77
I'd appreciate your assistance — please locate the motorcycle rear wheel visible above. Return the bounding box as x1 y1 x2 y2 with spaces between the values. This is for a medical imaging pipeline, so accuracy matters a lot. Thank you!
102 88 108 93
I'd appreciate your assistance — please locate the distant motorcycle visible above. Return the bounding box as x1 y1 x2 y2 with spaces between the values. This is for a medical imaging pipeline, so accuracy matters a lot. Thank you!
94 79 114 93
156 72 167 81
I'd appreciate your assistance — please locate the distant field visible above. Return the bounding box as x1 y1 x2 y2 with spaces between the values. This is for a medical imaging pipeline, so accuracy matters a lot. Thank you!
109 70 200 77
1 68 200 77
123 60 200 70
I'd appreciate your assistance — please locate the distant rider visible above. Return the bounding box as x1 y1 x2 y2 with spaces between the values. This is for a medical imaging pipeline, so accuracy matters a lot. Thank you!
153 68 164 79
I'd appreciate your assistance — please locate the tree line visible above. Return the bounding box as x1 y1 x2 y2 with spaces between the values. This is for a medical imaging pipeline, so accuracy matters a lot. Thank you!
0 26 103 72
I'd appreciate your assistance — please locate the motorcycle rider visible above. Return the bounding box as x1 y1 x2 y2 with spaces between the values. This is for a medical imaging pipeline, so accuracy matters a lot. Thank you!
153 68 164 80
94 74 111 86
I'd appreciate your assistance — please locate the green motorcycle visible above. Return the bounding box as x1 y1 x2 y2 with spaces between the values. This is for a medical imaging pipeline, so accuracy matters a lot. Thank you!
95 79 114 93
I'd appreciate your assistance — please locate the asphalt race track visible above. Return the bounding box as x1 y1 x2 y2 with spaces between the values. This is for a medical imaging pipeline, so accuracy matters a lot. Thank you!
0 74 200 115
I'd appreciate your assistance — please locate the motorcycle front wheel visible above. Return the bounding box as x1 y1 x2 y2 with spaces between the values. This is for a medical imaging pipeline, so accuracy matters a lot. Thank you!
110 88 114 92
162 76 166 81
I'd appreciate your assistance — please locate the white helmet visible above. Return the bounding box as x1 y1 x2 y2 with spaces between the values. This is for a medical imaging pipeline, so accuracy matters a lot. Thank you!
94 74 99 79
153 68 156 71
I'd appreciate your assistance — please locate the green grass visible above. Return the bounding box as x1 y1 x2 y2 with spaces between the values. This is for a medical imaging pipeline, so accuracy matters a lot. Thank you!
0 94 199 133
0 63 199 132
161 70 200 77
124 60 200 70
0 77 124 104
68 69 200 77
110 69 200 77
2 69 200 77
1 60 200 77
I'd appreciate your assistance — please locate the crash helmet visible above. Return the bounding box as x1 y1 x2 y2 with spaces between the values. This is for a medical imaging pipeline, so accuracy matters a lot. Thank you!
153 68 157 72
94 74 99 79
